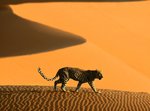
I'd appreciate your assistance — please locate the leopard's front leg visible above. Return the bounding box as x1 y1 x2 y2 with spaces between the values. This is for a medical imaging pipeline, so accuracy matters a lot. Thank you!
88 81 101 93
75 82 83 92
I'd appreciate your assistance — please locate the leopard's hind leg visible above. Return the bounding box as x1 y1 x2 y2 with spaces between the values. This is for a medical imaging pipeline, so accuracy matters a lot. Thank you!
60 78 70 92
54 79 61 91
59 72 69 92
61 83 67 92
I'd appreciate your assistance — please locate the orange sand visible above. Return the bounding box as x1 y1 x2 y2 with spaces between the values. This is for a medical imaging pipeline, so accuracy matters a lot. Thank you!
0 1 150 93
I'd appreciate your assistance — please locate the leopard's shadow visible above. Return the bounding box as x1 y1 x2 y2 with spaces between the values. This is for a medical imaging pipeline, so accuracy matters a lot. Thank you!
0 6 86 57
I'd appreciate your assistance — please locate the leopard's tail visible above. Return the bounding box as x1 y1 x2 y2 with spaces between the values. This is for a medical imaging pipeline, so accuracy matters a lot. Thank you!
38 68 58 81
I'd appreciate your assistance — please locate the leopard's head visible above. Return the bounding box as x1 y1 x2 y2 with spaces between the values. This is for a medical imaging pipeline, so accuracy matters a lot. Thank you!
95 70 103 80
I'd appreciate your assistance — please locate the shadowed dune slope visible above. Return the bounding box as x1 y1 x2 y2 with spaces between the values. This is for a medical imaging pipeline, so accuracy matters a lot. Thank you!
0 0 144 5
0 6 85 57
0 86 150 111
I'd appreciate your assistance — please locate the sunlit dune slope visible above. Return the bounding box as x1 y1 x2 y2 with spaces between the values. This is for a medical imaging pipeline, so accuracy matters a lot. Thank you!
0 42 150 92
10 2 150 78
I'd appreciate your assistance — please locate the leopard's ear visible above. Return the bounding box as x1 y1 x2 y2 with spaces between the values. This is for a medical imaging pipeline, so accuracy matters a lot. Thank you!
95 70 99 73
96 69 99 71
95 69 98 72
96 69 100 72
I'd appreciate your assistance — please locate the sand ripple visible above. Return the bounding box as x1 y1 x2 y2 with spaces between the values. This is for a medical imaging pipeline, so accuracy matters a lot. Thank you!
0 86 150 111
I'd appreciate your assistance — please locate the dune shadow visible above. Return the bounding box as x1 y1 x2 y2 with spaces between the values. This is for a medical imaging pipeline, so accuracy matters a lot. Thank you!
0 6 86 57
0 0 145 5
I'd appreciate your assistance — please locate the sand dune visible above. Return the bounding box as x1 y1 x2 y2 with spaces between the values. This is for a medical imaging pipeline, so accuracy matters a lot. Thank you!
0 1 150 93
0 86 150 111
0 6 85 57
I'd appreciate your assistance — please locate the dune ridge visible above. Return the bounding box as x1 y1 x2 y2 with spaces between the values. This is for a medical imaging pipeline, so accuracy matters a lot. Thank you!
0 86 150 111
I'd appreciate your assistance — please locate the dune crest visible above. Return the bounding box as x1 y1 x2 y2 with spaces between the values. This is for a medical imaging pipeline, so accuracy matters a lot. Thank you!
0 0 144 5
